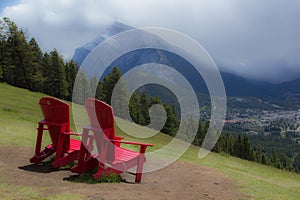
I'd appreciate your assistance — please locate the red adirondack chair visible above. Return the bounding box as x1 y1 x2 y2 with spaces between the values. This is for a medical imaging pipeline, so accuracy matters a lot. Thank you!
71 98 153 183
29 96 81 168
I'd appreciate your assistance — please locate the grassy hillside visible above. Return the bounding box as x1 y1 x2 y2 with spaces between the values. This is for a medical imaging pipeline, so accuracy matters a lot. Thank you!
1 83 300 199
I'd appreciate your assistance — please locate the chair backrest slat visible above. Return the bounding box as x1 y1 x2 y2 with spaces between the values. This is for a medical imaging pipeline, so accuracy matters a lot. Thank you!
85 98 115 139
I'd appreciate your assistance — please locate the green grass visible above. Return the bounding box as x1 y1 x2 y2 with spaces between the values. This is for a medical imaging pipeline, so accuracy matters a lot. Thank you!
0 83 78 146
0 83 45 146
0 184 42 200
183 146 300 200
66 168 121 184
1 82 300 199
0 184 81 200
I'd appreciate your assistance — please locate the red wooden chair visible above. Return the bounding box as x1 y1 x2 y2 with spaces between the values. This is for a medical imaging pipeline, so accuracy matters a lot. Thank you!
71 98 153 183
29 96 81 168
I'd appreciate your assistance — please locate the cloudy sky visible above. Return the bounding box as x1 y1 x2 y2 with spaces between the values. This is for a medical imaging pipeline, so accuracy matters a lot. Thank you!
1 0 300 83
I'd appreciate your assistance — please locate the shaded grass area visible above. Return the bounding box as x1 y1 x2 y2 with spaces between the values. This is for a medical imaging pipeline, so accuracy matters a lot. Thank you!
64 168 122 184
1 83 300 199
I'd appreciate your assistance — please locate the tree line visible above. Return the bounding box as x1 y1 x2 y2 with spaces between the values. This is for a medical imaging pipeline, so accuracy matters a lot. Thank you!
0 17 77 100
0 17 298 173
184 116 297 172
72 67 180 137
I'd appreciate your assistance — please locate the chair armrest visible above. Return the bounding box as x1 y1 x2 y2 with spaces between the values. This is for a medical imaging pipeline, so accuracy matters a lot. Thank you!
39 120 47 124
110 140 153 153
62 132 82 136
114 136 124 140
110 140 153 147
83 125 102 132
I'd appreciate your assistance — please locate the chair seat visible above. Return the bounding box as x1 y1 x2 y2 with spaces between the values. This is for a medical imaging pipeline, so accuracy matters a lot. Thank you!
89 147 144 173
110 147 145 172
114 147 139 163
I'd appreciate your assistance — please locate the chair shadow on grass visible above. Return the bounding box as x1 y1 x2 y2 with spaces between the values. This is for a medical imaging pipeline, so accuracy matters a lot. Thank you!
19 157 134 184
18 157 73 173
18 162 58 173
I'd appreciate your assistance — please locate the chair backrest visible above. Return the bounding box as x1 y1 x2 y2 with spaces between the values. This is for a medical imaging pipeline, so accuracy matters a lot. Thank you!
84 98 115 139
39 96 71 147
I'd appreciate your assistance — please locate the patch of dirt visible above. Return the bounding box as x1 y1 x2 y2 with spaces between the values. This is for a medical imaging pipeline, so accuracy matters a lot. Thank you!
0 146 246 200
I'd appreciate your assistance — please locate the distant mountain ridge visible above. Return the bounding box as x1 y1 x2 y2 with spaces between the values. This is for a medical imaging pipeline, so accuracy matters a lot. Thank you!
72 22 300 108
73 22 133 66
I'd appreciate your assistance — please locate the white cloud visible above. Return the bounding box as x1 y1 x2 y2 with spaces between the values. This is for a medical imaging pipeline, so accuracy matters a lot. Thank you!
1 0 300 82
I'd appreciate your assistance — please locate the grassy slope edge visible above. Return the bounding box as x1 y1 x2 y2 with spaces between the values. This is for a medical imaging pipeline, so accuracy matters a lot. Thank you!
1 83 300 200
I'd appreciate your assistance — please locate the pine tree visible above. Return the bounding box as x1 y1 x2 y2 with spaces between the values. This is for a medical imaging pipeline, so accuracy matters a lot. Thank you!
204 121 210 136
193 120 203 146
101 67 123 105
233 134 243 157
72 71 91 104
161 103 179 136
224 133 235 155
242 135 255 161
213 134 225 153
171 105 180 129
148 96 166 131
261 153 268 165
139 91 150 125
0 38 4 80
101 75 110 103
47 49 68 99
0 60 2 80
255 146 263 164
0 19 6 81
129 91 140 123
41 52 51 94
110 71 129 118
179 115 197 142
3 18 35 89
279 153 295 171
28 38 44 92
89 76 99 98
270 150 282 169
65 60 77 100
0 17 14 84
95 81 103 101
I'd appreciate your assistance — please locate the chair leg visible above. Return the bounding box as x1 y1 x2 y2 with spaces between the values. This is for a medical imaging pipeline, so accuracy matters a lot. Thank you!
35 123 44 155
93 165 117 180
29 146 55 163
93 166 105 179
71 128 97 173
30 123 54 163
135 155 145 183
72 142 87 172
52 150 80 168
71 144 98 173
135 145 148 183
54 125 67 163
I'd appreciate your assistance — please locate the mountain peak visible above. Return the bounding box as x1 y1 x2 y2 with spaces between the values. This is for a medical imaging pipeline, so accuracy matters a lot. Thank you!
72 21 133 66
105 21 133 36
